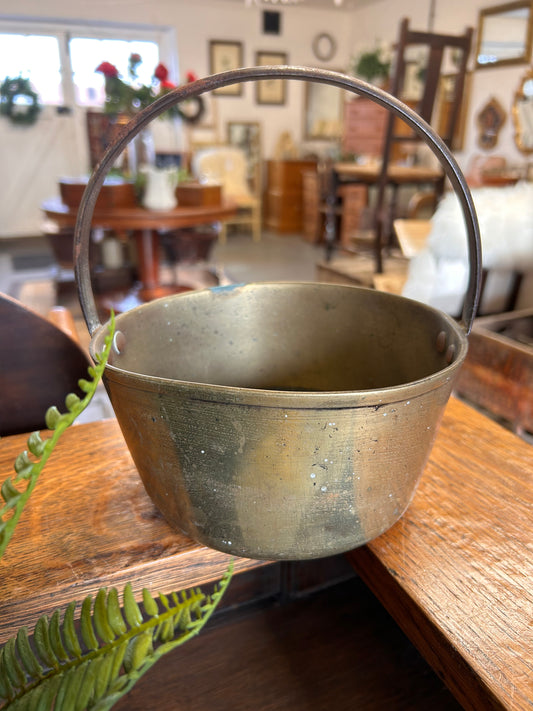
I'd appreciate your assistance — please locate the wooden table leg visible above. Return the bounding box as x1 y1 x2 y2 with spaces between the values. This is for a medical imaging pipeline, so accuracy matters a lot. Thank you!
135 229 160 293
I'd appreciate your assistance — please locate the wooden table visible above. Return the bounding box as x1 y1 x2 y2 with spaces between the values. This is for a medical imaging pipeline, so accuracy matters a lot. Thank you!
1 398 531 710
42 198 236 302
393 217 431 257
324 161 442 269
334 161 443 186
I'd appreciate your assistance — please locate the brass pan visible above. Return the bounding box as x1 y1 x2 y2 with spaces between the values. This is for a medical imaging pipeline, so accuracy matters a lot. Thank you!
75 67 482 560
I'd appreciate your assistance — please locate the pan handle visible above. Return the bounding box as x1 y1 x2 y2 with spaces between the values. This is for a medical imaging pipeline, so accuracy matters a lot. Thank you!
75 66 481 336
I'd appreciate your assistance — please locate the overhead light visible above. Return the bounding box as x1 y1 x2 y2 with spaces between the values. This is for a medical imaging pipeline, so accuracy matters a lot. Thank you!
246 0 304 5
245 0 305 6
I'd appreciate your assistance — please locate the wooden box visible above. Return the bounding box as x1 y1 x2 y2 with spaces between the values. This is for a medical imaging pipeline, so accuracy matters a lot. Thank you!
59 178 137 210
454 308 533 433
176 182 222 207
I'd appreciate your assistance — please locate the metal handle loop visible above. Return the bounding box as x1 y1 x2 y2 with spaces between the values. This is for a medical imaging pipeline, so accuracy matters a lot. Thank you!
74 66 481 336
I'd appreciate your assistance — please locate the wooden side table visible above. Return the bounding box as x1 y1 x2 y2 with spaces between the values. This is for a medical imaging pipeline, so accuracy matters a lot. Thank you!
265 159 316 233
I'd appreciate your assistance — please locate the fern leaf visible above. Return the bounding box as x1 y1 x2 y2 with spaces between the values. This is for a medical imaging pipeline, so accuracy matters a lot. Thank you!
93 591 115 644
0 561 233 710
32 619 55 671
14 629 42 681
105 590 126 638
141 589 158 617
122 584 142 629
48 611 68 663
62 603 82 660
80 597 99 652
0 313 116 560
2 639 26 690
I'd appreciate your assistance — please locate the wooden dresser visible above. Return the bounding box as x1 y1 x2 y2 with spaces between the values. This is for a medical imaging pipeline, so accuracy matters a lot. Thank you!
342 98 388 157
265 159 316 233
302 169 368 247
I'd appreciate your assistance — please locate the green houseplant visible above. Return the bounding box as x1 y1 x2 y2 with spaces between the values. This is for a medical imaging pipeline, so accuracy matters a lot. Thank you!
0 315 231 710
351 45 391 85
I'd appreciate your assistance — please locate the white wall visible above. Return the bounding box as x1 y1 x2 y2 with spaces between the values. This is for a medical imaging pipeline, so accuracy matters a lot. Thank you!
1 0 532 236
0 0 355 236
347 0 532 173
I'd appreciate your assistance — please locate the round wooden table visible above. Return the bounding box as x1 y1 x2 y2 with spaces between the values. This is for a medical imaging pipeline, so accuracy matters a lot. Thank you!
42 198 237 303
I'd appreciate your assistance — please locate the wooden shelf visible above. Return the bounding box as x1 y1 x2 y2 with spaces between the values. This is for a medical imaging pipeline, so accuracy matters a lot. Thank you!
0 419 266 643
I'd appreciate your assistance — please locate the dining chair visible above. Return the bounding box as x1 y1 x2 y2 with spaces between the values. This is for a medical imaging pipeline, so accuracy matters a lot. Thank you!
0 293 90 437
192 146 262 244
372 17 473 272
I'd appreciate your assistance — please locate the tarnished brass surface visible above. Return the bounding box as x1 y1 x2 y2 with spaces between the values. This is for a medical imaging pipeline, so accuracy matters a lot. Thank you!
92 283 468 560
77 67 482 560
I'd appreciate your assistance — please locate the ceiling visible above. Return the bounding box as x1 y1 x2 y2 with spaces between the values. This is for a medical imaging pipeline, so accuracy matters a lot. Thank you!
220 0 382 10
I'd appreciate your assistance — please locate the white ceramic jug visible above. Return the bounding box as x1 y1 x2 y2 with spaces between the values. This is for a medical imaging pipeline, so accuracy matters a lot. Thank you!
141 165 178 211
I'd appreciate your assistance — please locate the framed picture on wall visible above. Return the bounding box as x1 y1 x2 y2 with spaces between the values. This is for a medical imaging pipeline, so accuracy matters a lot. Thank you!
255 51 288 105
209 40 243 95
227 121 262 189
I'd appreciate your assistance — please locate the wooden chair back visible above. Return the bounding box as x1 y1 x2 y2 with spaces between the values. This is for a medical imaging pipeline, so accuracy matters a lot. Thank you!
373 18 473 272
0 293 90 436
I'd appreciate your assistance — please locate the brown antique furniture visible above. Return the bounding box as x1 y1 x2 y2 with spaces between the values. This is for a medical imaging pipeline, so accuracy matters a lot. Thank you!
1 397 531 710
302 166 368 247
42 198 236 304
265 159 316 233
0 293 89 436
454 308 533 435
371 18 473 271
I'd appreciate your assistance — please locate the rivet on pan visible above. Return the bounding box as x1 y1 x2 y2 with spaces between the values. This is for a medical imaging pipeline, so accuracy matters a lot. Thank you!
446 344 456 364
436 330 447 353
112 330 126 355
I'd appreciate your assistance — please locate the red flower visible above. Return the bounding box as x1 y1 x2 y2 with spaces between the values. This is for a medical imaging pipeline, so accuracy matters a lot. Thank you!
95 61 119 79
161 80 176 90
129 53 142 65
154 63 169 82
186 70 198 83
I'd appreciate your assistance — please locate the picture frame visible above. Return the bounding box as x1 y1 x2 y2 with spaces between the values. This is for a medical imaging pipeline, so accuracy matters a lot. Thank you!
303 76 343 140
227 121 262 190
209 41 243 96
255 51 288 105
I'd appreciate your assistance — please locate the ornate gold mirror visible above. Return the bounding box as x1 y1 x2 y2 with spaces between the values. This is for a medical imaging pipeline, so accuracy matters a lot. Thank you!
476 0 533 68
512 68 533 151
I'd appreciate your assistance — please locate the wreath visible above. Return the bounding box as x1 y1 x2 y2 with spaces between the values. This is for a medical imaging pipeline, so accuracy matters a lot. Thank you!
0 77 42 126
164 94 205 125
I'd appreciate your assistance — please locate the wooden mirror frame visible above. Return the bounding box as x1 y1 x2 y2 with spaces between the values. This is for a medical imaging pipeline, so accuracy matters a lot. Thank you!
303 75 344 141
512 67 533 152
476 0 533 69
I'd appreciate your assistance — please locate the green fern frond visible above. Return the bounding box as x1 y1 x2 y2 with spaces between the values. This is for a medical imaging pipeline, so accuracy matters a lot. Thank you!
0 561 233 710
0 313 116 559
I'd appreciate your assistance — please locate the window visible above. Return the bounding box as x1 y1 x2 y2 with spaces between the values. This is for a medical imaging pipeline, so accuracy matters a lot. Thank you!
70 37 159 107
0 21 170 108
0 33 63 104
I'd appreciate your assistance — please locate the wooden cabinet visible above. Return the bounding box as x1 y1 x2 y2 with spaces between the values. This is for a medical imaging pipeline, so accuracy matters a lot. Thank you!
302 169 321 243
265 159 316 233
301 169 368 247
342 97 420 162
342 99 388 157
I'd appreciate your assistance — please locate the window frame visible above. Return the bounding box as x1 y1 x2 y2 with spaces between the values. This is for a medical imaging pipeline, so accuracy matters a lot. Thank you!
0 17 178 109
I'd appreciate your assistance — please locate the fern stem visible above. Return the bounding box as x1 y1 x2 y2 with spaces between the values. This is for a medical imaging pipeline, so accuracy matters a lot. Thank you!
1 561 233 710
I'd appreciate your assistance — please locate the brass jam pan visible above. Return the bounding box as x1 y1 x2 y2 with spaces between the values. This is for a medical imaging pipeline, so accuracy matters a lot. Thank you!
75 67 481 560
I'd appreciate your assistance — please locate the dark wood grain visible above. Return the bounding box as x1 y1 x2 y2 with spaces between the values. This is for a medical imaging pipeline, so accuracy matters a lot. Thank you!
115 576 462 711
454 309 533 433
348 397 533 711
0 419 267 642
